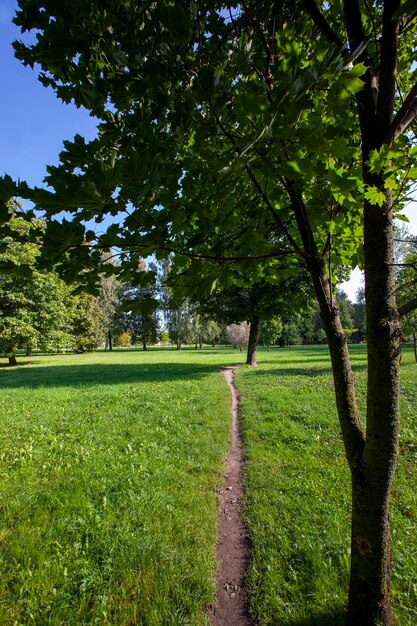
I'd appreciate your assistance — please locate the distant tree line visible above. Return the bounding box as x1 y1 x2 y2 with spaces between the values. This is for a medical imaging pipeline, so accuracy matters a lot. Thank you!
2 208 416 367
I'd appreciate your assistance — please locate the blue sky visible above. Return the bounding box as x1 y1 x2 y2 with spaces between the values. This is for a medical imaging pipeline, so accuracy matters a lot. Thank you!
1 0 415 301
0 0 97 187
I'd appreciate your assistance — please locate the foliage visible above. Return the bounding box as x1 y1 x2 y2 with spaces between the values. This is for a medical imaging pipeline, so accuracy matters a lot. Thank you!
259 317 283 348
98 269 125 349
71 292 106 352
224 323 250 349
120 264 160 350
2 1 417 620
114 331 131 347
166 300 194 349
0 208 75 361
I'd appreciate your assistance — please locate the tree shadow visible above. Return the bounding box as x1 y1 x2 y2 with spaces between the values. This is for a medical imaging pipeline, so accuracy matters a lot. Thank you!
0 361 222 389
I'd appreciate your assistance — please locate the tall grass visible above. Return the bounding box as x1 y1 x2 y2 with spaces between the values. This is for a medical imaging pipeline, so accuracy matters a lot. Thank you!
237 344 417 625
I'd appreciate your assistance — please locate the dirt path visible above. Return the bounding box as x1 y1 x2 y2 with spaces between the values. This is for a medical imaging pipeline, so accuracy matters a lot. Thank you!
209 366 251 626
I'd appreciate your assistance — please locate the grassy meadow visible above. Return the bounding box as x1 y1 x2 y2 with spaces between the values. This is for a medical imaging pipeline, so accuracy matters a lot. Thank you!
0 345 416 625
236 344 417 626
0 348 235 625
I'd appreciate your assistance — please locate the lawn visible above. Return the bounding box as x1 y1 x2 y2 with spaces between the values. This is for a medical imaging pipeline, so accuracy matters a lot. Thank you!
236 344 417 626
0 348 236 625
0 345 416 625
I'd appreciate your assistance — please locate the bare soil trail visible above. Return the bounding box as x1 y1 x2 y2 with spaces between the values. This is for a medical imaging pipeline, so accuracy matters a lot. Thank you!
208 366 252 626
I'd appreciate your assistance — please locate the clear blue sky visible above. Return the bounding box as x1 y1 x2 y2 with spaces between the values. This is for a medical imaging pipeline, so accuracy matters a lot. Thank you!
0 0 97 188
1 0 415 301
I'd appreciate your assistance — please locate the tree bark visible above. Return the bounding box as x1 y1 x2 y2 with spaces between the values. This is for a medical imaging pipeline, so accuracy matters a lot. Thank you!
413 332 417 363
142 337 147 351
246 315 260 366
8 353 17 366
347 183 401 626
105 331 113 351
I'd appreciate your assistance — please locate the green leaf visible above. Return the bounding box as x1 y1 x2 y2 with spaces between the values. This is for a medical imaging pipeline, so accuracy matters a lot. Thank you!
364 186 386 207
395 213 410 223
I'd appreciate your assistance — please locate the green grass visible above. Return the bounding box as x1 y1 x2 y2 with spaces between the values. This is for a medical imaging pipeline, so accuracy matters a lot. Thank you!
0 348 239 625
1 345 416 625
236 344 417 625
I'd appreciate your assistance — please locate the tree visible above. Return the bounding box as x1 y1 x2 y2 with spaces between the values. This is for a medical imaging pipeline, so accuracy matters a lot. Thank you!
351 288 366 343
98 268 125 351
71 292 106 352
224 323 250 351
189 272 312 365
259 317 283 348
0 207 75 363
3 2 417 622
119 262 160 351
396 237 417 361
166 300 193 350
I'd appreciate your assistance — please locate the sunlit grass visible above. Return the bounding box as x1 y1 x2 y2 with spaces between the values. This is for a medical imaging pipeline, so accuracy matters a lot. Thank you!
0 348 236 625
1 345 415 624
237 344 416 625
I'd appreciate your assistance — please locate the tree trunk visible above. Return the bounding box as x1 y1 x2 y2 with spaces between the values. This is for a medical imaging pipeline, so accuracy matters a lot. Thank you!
8 353 17 366
105 331 113 351
413 331 417 363
348 471 392 625
26 347 32 356
307 240 398 626
246 315 260 366
142 337 147 351
346 184 400 626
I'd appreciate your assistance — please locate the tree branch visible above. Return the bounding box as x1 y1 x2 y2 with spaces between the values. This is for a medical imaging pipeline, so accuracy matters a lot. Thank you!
301 0 343 48
398 297 417 318
376 0 400 136
384 82 417 146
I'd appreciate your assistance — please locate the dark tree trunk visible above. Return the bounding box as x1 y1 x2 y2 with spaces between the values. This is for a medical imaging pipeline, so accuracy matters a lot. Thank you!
26 347 32 356
142 337 147 351
348 472 393 625
8 353 17 366
346 179 400 626
246 315 260 366
413 332 417 363
105 331 113 351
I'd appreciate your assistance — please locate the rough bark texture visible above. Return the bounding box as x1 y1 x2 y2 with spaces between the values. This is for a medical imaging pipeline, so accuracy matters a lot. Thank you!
347 184 400 626
246 316 259 366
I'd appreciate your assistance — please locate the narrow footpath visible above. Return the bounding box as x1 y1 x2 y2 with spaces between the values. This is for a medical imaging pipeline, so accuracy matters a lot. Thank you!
209 366 251 626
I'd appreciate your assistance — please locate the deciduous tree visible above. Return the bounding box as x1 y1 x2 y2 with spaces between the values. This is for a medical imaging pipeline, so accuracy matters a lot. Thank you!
2 2 417 622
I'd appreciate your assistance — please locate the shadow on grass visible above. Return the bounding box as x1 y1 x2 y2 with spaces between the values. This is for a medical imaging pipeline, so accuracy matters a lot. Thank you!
0 362 223 389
